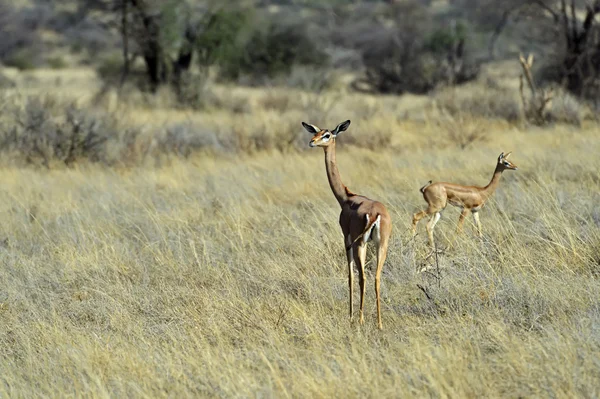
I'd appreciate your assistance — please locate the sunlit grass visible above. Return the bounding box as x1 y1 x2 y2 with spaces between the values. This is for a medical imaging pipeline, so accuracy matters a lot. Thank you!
0 67 599 397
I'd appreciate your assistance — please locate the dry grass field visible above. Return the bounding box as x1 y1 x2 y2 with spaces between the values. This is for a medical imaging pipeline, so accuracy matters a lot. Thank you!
1 65 600 397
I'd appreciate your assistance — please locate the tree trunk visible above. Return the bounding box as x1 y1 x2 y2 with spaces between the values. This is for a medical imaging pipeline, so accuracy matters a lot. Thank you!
119 0 130 89
172 25 196 92
130 0 166 92
560 0 600 96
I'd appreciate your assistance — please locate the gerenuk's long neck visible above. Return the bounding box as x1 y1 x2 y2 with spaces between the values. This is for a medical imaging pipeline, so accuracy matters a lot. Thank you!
323 140 349 207
483 165 503 200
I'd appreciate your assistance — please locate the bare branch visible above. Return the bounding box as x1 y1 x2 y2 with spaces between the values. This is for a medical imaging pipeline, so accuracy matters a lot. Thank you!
531 0 559 21
518 54 552 125
119 0 129 89
582 1 600 44
519 74 527 114
561 0 572 48
570 0 577 45
519 53 536 96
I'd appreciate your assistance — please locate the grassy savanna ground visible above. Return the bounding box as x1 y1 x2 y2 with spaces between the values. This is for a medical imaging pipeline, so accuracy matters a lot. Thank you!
1 66 600 397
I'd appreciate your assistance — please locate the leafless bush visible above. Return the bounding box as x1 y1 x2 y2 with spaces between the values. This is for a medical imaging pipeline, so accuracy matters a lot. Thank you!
341 126 392 151
275 66 334 93
174 71 214 110
342 97 380 121
156 123 223 158
0 95 308 167
427 85 504 149
260 92 293 113
296 93 338 123
0 96 60 167
0 70 15 89
433 75 586 127
0 96 145 167
432 84 522 123
546 88 584 126
209 92 251 114
434 112 488 150
0 88 396 169
213 126 262 155
517 55 587 126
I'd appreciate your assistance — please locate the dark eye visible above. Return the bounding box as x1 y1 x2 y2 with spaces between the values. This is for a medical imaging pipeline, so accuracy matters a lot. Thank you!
503 162 510 166
323 133 331 139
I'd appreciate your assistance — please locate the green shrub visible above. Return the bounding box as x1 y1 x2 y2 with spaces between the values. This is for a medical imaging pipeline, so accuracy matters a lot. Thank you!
3 49 37 70
196 9 252 67
423 23 467 54
199 12 328 84
95 53 124 83
231 21 327 80
352 3 478 95
47 56 68 69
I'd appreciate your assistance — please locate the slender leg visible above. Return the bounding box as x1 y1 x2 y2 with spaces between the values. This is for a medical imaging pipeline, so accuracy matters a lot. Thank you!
426 212 441 247
375 237 389 330
355 243 367 325
456 208 469 232
412 210 428 236
473 211 482 237
345 236 354 322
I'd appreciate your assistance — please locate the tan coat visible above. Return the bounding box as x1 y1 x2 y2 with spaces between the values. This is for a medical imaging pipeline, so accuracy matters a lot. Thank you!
303 120 391 329
412 152 518 247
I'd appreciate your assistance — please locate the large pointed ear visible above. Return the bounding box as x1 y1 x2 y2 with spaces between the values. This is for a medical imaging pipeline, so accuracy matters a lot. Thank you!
498 152 505 161
332 120 351 136
301 122 321 135
504 151 512 159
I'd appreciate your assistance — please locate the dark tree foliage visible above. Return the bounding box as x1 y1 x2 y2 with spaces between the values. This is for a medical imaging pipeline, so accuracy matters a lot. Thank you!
79 0 327 91
347 1 479 94
79 0 214 92
214 18 328 83
456 0 600 99
0 3 51 69
550 0 600 98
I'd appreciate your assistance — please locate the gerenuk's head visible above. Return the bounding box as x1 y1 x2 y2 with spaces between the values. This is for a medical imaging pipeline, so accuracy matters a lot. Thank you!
497 152 518 171
302 120 351 148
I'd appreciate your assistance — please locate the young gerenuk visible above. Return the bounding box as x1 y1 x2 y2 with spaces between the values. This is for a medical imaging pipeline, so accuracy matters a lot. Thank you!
412 152 518 247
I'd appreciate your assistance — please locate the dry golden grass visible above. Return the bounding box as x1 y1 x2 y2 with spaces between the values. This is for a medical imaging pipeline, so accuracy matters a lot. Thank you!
1 67 600 397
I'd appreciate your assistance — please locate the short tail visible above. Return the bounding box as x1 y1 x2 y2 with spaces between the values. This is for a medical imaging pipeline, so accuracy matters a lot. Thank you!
420 180 433 193
346 214 380 251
